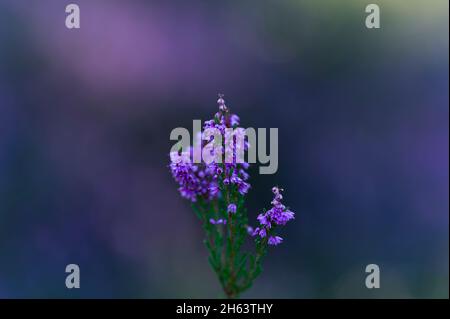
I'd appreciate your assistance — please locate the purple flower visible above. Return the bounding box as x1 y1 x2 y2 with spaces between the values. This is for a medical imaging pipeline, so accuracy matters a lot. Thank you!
264 206 295 226
251 187 295 245
169 95 298 298
227 203 237 214
229 114 240 127
252 227 267 238
237 181 250 195
210 218 227 225
268 236 283 246
169 95 253 219
259 228 267 238
208 184 220 198
194 95 251 200
217 94 228 112
239 169 249 181
257 213 270 227
169 149 220 202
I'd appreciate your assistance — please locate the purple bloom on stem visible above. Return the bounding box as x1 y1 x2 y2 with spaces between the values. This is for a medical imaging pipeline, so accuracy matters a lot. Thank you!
217 94 227 112
209 184 220 197
168 95 298 299
252 227 267 238
251 187 295 245
229 114 240 127
210 218 226 225
170 95 252 203
227 203 237 214
237 181 250 195
169 149 220 202
239 169 249 181
268 236 283 246
257 213 270 227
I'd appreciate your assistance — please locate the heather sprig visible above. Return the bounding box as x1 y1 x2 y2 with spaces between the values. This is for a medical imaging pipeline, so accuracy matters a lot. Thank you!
169 95 295 298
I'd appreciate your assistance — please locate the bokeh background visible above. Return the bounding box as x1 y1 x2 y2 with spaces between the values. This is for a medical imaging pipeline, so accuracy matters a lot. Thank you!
0 0 448 298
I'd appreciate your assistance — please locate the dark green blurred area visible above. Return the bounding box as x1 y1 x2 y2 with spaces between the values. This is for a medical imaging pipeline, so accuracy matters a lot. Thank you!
0 0 448 298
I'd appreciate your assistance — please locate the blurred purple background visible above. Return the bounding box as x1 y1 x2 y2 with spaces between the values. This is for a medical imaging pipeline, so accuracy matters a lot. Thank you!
0 0 448 298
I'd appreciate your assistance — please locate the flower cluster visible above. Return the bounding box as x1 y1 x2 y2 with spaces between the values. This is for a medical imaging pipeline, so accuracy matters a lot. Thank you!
204 95 250 195
168 95 296 298
252 187 295 245
169 95 250 202
169 151 219 202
